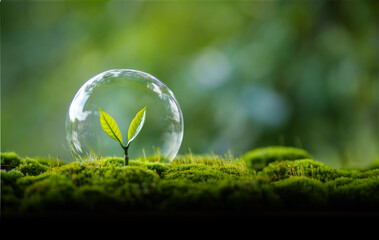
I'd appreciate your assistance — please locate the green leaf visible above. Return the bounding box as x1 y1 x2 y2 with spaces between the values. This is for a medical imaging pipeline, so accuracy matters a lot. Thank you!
99 107 123 146
127 106 147 146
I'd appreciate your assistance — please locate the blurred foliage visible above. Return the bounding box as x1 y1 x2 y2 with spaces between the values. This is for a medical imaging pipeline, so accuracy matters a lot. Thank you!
1 0 378 167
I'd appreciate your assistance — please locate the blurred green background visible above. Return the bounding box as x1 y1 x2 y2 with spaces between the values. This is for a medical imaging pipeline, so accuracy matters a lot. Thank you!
1 1 378 167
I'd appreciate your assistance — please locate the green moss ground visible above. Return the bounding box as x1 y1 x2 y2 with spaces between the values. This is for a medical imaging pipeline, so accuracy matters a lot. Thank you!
1 147 379 223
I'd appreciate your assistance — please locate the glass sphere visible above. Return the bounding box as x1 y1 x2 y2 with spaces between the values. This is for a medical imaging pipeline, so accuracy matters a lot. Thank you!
66 69 184 163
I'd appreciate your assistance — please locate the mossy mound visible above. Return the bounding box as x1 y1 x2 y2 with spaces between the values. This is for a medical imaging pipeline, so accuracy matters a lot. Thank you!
16 158 49 176
257 159 343 183
162 164 233 182
327 176 379 211
273 177 328 210
1 152 22 171
242 146 312 171
1 147 379 220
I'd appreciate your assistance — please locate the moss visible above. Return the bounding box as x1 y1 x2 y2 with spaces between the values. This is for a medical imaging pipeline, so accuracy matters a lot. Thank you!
2 193 22 214
152 179 279 212
162 164 234 183
273 177 328 210
80 157 171 177
258 159 339 183
54 163 160 189
51 162 84 175
145 163 170 177
1 169 24 185
16 172 62 197
17 172 59 186
243 146 312 171
359 169 379 179
16 158 49 176
100 157 125 167
99 166 160 188
3 150 379 217
164 169 231 183
1 152 22 171
210 180 280 212
326 177 355 188
1 170 25 211
21 174 76 213
172 153 248 171
335 168 362 179
165 164 213 172
74 185 119 212
328 176 379 211
129 160 170 177
149 180 216 211
114 182 158 211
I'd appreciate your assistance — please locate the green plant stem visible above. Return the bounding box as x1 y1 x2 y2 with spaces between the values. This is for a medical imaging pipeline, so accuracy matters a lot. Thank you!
123 145 129 166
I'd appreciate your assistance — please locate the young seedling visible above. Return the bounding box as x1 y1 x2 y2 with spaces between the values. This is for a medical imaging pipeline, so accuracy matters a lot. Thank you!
99 106 147 166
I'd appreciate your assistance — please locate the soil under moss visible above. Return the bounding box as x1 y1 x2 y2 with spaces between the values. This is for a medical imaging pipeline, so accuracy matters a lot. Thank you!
2 147 379 224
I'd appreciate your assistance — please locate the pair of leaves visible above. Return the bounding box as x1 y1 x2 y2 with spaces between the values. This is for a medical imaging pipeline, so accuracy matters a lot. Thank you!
99 106 147 148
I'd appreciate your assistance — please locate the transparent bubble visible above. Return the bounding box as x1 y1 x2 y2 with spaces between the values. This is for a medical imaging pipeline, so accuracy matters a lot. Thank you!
66 69 184 163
